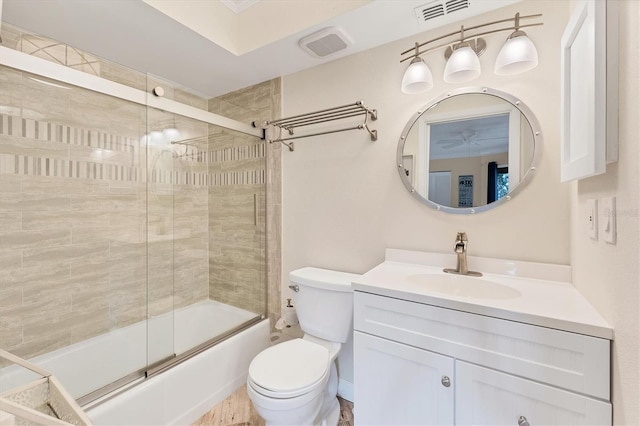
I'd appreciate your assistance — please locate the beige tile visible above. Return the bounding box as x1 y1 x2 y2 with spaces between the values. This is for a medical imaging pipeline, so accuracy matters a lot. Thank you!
70 283 110 315
1 263 70 290
22 240 110 268
0 249 22 270
23 307 110 344
0 135 70 158
22 281 71 306
0 193 71 212
0 228 71 250
22 210 106 231
0 289 22 309
0 321 23 351
0 174 23 194
9 330 72 360
4 291 72 328
99 61 146 91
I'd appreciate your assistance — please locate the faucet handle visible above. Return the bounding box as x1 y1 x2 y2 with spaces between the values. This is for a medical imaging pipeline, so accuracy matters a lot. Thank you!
454 232 468 253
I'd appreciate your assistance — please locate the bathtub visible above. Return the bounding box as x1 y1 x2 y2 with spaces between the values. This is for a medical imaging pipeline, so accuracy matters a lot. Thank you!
0 300 269 425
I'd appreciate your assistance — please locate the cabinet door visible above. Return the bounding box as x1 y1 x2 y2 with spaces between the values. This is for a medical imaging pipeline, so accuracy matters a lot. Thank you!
456 361 611 426
354 332 454 425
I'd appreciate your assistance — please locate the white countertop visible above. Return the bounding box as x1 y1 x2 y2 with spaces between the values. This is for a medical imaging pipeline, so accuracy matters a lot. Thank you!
352 249 613 340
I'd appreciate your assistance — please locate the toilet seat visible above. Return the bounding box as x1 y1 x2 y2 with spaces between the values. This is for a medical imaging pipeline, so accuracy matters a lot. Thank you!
248 338 330 399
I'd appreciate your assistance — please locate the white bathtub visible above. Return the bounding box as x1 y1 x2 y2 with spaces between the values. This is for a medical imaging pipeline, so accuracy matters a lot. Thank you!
0 300 269 425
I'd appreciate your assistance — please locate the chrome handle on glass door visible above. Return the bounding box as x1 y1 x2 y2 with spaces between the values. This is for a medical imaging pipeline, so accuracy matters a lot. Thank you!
254 193 258 227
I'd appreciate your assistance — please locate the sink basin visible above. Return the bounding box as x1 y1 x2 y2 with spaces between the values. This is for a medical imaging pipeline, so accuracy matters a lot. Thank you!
406 273 522 299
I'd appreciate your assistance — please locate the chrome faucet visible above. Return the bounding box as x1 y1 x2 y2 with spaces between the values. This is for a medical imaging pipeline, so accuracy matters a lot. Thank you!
443 232 482 277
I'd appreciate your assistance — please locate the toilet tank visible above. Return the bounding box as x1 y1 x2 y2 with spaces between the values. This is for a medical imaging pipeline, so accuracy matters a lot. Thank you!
290 267 359 343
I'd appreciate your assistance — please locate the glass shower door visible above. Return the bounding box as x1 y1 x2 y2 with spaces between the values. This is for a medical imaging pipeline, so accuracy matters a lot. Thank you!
145 101 176 368
144 74 268 368
0 64 149 400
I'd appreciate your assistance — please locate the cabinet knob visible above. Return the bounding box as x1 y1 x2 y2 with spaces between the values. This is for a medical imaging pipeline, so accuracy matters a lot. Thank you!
518 416 530 426
441 376 451 387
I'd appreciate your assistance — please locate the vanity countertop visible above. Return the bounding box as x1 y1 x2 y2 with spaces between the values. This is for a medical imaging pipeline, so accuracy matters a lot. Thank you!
352 249 613 340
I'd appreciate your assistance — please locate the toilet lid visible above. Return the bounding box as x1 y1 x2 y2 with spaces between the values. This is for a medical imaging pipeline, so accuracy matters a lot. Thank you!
249 339 329 394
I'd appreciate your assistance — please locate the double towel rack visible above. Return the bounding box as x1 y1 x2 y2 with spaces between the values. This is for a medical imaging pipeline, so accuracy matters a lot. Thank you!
258 101 378 152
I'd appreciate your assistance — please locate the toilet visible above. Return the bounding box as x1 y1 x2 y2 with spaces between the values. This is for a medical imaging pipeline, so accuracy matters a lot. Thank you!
247 267 359 426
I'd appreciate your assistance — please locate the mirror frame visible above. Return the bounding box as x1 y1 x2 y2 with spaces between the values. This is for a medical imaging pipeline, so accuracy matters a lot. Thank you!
397 87 543 214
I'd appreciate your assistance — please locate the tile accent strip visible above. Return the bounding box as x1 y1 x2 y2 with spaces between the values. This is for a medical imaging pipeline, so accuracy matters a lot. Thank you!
0 114 265 187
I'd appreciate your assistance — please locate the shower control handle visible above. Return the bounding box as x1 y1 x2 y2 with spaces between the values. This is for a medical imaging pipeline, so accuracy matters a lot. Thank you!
518 416 530 426
288 284 299 292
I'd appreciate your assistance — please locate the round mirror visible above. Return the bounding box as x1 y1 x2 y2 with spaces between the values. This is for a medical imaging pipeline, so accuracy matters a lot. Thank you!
397 87 542 214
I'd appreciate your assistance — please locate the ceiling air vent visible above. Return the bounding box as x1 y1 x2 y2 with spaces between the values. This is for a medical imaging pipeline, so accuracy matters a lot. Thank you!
299 27 353 59
414 0 471 24
414 1 445 22
446 0 470 14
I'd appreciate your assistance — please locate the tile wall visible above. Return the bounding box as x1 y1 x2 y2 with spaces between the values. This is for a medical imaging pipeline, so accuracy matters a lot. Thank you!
0 64 149 361
0 23 281 366
207 78 281 326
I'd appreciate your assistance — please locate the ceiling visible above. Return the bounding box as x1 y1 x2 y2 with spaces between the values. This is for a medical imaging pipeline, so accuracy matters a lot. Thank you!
3 0 522 98
430 114 509 160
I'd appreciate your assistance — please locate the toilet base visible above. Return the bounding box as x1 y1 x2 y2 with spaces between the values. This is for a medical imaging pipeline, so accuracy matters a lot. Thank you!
318 397 340 426
249 361 343 426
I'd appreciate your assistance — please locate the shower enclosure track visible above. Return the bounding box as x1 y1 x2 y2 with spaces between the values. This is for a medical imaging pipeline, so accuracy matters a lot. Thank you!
78 316 263 409
0 47 262 138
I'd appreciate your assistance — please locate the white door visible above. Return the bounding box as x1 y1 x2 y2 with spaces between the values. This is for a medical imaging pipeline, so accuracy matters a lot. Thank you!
455 361 611 426
354 332 454 425
428 171 451 206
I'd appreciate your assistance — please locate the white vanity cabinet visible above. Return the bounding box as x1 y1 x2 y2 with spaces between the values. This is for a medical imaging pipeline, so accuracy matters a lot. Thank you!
354 332 454 425
354 291 612 426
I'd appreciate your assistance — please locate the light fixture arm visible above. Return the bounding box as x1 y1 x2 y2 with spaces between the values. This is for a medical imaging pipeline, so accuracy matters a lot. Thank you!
400 13 542 63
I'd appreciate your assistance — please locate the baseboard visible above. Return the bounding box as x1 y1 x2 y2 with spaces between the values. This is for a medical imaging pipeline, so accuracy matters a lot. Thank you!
337 379 353 402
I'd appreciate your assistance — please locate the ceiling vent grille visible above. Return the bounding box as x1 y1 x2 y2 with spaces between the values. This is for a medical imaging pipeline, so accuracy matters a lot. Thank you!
446 0 470 14
421 4 445 22
414 0 471 24
299 27 353 59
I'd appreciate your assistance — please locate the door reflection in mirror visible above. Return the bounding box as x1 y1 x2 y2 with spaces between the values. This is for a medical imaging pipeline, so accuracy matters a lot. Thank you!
398 89 539 213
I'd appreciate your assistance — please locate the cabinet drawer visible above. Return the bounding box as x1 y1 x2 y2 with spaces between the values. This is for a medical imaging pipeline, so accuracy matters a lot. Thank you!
456 361 611 425
354 292 610 400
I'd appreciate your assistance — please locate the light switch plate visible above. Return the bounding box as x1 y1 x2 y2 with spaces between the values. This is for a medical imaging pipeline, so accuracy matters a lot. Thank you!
587 199 598 240
601 196 616 244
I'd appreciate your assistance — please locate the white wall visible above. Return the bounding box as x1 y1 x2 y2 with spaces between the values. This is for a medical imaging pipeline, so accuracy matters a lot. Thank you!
570 1 640 424
282 0 571 278
281 0 572 389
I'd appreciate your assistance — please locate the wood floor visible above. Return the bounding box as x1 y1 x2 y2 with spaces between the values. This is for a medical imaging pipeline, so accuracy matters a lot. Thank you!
192 385 354 426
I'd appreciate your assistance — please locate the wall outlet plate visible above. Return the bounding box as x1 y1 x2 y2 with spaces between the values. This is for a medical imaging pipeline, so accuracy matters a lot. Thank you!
600 196 616 244
587 199 598 240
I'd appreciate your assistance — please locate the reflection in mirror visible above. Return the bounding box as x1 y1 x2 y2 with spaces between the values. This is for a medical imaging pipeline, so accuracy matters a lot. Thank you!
398 88 541 214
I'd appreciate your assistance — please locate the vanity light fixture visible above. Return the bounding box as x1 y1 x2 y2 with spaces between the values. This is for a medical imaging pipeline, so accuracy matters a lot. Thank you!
443 36 482 83
400 12 542 93
494 14 539 75
401 43 434 94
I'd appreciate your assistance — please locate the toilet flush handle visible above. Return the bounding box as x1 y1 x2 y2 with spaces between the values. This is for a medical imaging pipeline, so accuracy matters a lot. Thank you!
288 284 299 292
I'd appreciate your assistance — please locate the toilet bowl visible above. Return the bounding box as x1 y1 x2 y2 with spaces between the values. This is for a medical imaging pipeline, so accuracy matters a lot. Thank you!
247 267 359 426
247 338 336 425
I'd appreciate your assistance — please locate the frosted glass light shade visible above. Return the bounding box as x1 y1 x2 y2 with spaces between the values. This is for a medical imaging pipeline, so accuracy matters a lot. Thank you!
495 33 539 75
401 57 433 94
443 45 481 83
162 127 180 142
